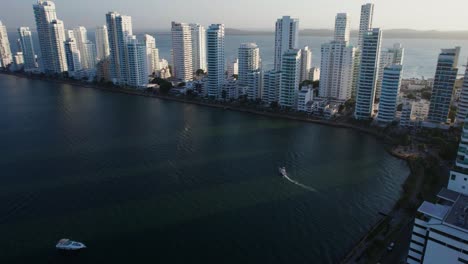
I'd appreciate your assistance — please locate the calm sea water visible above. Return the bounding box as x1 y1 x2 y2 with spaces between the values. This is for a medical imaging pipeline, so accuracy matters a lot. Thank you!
7 31 468 79
0 74 409 263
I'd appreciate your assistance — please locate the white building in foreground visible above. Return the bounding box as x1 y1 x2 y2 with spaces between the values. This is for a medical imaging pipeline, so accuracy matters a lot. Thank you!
206 24 225 98
279 49 301 108
407 189 468 264
297 88 313 112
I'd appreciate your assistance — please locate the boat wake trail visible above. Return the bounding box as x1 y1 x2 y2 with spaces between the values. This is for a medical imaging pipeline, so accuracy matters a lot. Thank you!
282 174 317 192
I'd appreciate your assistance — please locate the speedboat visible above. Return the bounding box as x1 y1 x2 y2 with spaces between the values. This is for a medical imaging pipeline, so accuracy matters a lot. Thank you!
278 167 287 177
56 239 86 251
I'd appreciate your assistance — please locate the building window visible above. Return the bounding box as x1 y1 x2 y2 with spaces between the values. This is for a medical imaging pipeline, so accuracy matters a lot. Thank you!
452 175 457 180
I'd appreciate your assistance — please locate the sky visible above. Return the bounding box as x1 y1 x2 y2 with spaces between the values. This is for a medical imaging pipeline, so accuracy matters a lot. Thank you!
1 0 468 31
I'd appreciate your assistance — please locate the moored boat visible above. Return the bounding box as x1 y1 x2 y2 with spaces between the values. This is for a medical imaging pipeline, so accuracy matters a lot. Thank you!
56 239 86 251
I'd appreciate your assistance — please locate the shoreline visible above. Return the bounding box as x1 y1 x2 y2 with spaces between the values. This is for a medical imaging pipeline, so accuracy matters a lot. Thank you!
1 72 415 262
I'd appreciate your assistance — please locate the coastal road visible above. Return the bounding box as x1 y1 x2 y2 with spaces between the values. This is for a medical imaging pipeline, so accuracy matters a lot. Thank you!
380 220 413 264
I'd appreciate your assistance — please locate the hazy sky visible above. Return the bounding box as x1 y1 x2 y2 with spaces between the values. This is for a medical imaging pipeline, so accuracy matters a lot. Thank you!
1 0 467 31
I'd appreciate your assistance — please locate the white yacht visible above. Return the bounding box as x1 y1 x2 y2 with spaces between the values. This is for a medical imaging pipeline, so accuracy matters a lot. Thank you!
278 167 287 177
56 239 87 251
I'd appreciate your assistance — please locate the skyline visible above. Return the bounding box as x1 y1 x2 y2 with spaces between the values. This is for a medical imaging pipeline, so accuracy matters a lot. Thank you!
1 0 468 31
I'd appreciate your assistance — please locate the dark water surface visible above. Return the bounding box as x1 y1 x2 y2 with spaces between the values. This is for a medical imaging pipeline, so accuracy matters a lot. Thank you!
0 74 409 263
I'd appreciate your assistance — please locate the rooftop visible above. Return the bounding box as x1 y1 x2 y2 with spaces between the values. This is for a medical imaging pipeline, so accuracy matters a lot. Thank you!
445 194 468 231
438 188 461 203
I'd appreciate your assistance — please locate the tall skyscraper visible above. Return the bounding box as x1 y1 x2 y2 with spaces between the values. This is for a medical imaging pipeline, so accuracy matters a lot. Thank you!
358 3 374 50
376 43 404 98
72 27 90 69
427 47 461 124
300 46 312 83
49 19 68 73
83 41 96 70
126 36 148 88
206 24 225 98
274 16 299 71
106 12 133 84
190 23 207 72
95 25 110 61
334 13 351 43
0 21 13 68
18 27 38 71
171 22 193 81
33 1 68 73
319 13 355 101
262 70 282 104
376 64 403 124
355 28 382 120
238 43 260 86
456 63 468 124
279 49 301 108
144 34 160 75
64 37 82 75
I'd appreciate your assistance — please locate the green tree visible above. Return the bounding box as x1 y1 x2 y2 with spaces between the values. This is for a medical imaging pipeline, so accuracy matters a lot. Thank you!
159 82 173 94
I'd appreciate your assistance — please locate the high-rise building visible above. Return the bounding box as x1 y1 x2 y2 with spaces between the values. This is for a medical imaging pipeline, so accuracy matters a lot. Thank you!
72 26 90 69
64 37 82 75
238 43 260 85
300 46 312 83
95 25 110 61
227 58 238 78
206 24 225 98
450 121 468 194
144 34 160 75
456 63 468 124
334 13 351 43
83 41 96 70
0 21 13 68
13 52 25 71
274 16 299 71
427 47 461 124
319 13 355 101
190 23 207 72
376 43 404 98
355 28 382 120
262 70 282 104
49 19 68 73
17 27 38 71
279 49 301 108
358 3 374 50
309 67 320 81
33 1 69 73
106 12 132 84
238 43 261 100
171 22 193 81
246 71 262 100
376 64 403 124
126 36 148 88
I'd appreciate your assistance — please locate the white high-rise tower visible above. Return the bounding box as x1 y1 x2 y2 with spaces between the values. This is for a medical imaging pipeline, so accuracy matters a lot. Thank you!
95 25 110 61
106 12 132 84
319 13 356 101
300 46 312 83
206 24 225 98
334 13 351 43
238 43 261 100
126 35 148 88
171 22 193 81
33 1 68 73
355 28 382 120
279 49 301 108
18 27 38 71
274 16 299 71
190 23 207 72
0 21 12 68
144 34 160 75
358 3 374 50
